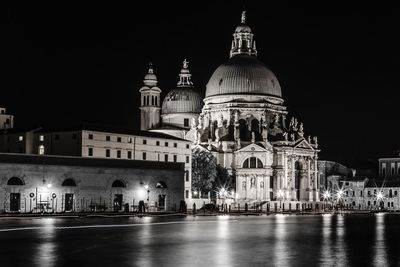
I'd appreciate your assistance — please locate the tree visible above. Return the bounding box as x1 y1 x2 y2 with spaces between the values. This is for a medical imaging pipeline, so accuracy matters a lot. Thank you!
214 164 235 191
191 147 217 196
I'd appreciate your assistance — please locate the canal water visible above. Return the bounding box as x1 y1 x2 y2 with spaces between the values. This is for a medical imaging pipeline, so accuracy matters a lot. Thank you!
0 213 399 267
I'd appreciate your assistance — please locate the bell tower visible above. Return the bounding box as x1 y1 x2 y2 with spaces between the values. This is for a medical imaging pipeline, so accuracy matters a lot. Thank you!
139 63 161 130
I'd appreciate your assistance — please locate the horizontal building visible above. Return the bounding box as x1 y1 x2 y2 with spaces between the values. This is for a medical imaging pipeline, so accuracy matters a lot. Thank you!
0 124 193 200
0 153 185 213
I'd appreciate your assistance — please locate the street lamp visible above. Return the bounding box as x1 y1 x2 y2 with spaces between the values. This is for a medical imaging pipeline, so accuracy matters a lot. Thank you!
322 190 331 211
336 189 344 212
376 191 384 210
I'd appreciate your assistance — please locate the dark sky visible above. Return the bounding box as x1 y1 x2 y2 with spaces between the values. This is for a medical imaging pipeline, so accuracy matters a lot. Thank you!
1 2 400 167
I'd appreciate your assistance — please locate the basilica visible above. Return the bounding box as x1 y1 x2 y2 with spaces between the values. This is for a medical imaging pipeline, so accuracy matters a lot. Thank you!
139 12 320 208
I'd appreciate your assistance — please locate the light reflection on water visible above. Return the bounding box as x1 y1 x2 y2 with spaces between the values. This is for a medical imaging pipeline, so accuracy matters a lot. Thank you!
35 218 57 267
1 214 399 266
374 213 387 266
273 214 288 267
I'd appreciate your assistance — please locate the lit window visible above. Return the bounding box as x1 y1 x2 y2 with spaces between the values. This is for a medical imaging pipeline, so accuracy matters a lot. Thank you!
39 135 44 141
88 147 93 156
38 145 45 155
18 136 23 141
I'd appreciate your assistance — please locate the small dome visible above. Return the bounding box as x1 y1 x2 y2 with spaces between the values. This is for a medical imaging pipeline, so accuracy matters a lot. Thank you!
162 59 203 114
205 55 282 98
162 88 203 114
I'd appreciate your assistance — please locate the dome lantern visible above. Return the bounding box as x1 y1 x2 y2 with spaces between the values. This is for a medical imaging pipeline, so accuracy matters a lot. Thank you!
230 11 257 58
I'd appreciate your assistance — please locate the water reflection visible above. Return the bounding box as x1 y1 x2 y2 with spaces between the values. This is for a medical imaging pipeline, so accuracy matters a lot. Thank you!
273 214 288 266
334 215 348 266
215 216 232 267
374 213 387 266
320 214 333 265
35 218 57 267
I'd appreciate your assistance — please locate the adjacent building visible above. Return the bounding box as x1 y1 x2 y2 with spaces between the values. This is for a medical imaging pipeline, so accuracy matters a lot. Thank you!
0 107 13 130
0 153 185 213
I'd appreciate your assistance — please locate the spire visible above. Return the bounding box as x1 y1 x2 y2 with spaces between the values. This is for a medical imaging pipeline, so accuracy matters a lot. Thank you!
143 62 158 87
177 59 193 87
230 11 257 58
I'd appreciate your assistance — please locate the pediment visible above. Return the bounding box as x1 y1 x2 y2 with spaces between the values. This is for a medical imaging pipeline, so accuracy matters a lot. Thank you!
235 143 272 154
293 139 314 150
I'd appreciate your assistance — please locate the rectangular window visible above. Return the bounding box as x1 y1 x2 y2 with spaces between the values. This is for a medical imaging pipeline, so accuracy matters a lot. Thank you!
184 118 189 127
18 136 23 141
106 149 110 158
143 152 146 160
55 134 60 140
250 157 256 168
88 134 93 140
185 190 189 199
143 139 147 145
128 137 132 143
117 137 122 142
106 136 111 141
186 156 189 163
40 135 44 141
156 141 160 146
173 155 177 162
117 150 121 158
360 191 363 197
185 171 189 182
174 143 177 148
88 147 93 156
127 151 132 159
39 145 45 155
165 142 168 147
164 154 168 162
186 144 190 149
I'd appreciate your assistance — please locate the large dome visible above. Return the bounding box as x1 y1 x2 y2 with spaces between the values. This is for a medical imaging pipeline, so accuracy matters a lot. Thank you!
205 55 282 98
162 88 203 114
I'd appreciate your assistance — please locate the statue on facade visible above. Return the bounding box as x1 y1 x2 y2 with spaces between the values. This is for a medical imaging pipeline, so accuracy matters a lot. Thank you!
251 131 255 143
298 122 304 137
198 115 203 129
203 114 209 130
207 138 212 150
313 136 318 148
290 133 295 141
308 135 311 144
217 113 224 128
234 110 240 142
215 128 220 142
246 114 252 131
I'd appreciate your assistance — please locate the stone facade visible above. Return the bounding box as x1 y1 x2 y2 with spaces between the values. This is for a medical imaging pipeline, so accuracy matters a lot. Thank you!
0 154 184 213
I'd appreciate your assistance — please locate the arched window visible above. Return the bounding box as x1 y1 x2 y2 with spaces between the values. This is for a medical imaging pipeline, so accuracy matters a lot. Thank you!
156 181 168 188
62 178 76 187
242 157 263 168
151 95 154 105
112 180 126 188
7 177 24 186
155 96 158 106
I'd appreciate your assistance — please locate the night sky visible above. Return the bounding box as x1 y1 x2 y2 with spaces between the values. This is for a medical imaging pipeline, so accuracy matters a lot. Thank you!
1 2 400 167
